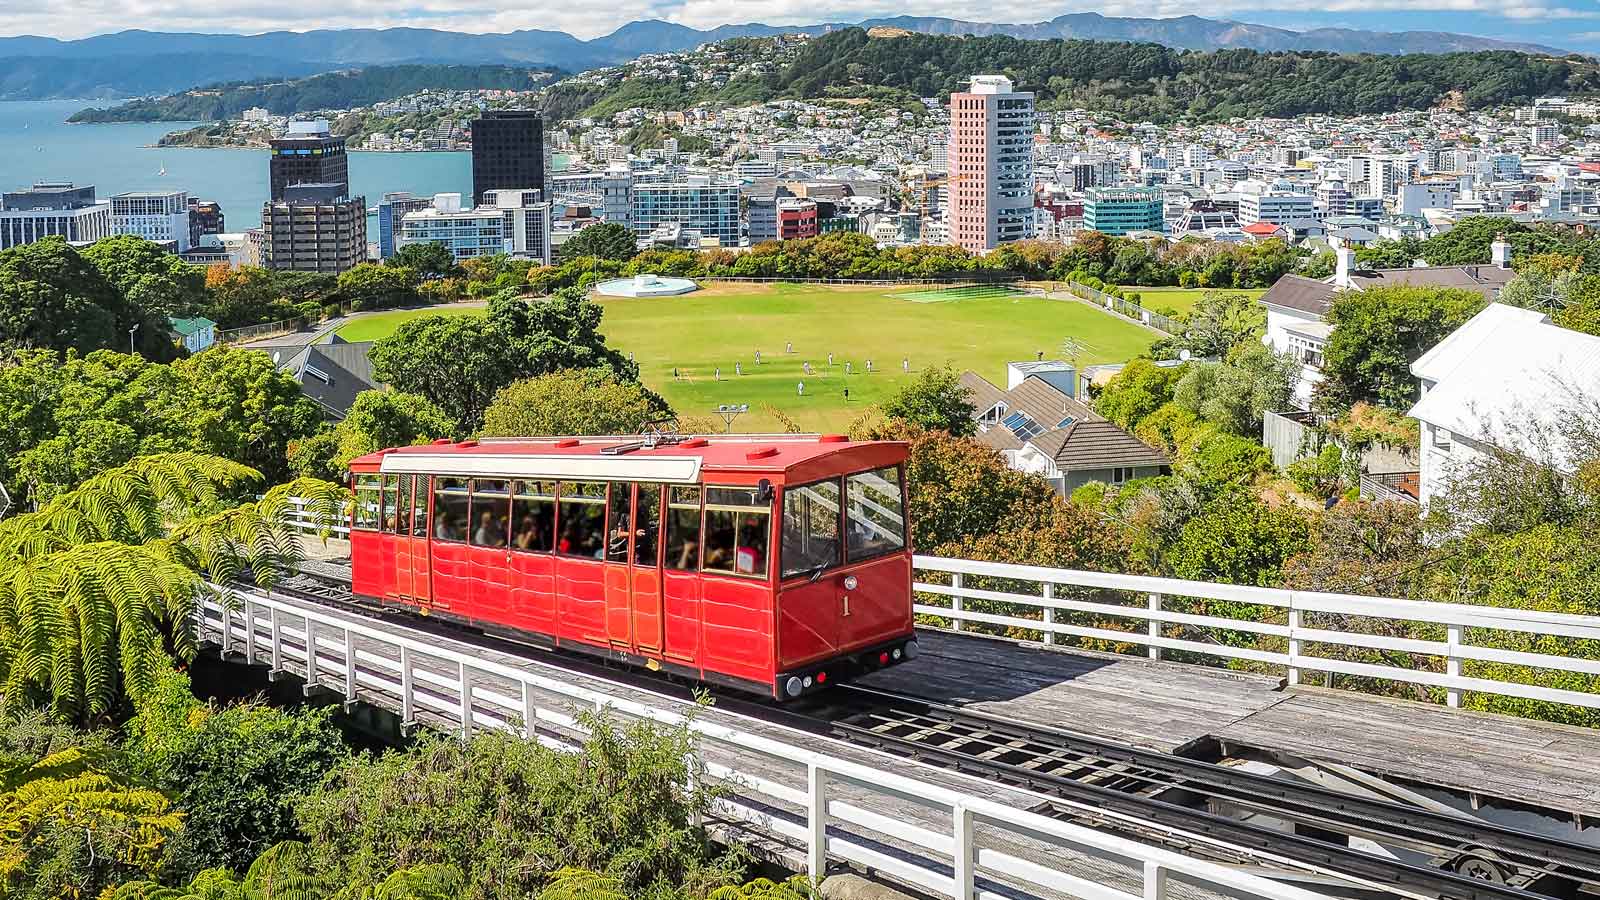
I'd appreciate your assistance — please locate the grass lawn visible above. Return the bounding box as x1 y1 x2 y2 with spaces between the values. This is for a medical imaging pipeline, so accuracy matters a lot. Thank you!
1121 286 1266 317
338 283 1159 432
334 303 488 342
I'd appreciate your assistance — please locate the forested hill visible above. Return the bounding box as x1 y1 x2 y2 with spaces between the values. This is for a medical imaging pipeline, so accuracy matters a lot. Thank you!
68 65 560 123
547 29 1600 123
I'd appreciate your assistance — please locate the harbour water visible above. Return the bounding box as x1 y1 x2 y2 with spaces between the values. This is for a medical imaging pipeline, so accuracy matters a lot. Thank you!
0 100 478 226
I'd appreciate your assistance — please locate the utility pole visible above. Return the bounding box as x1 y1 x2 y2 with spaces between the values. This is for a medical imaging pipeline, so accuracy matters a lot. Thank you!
128 322 141 355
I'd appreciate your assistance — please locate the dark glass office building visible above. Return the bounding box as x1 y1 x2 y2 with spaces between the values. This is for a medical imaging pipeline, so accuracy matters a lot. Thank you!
268 121 349 201
470 110 544 206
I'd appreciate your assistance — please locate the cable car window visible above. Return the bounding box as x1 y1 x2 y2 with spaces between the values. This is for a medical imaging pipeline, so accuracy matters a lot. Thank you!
664 486 702 571
410 476 429 538
392 475 414 535
469 479 511 548
380 476 399 533
557 481 606 558
846 466 907 561
703 486 771 579
606 482 634 563
511 480 556 553
781 478 842 579
635 485 661 566
354 474 381 531
433 477 470 542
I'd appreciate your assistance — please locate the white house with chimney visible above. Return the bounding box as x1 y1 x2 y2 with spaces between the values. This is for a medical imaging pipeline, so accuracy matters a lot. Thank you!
1260 236 1517 409
1408 303 1600 508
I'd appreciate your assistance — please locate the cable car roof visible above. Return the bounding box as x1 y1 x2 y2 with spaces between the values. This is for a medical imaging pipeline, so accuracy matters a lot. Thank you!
347 434 907 483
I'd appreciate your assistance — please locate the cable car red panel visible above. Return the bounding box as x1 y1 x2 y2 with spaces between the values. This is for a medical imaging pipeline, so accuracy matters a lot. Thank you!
346 435 919 700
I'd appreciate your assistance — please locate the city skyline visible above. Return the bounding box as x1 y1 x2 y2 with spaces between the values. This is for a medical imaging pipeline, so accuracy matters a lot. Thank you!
2 3 1597 54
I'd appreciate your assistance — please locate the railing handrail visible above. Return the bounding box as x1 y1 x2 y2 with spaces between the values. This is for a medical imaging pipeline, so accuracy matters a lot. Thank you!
201 586 1335 900
912 554 1600 712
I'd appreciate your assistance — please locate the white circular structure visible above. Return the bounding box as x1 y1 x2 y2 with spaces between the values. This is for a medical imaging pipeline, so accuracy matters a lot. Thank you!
594 274 699 298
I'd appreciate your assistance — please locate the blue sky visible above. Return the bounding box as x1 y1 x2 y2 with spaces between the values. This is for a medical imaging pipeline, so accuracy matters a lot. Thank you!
7 1 1599 53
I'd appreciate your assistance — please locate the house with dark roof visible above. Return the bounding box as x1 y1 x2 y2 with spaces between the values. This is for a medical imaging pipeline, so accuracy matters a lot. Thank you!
1260 236 1516 409
960 371 1170 495
250 338 384 420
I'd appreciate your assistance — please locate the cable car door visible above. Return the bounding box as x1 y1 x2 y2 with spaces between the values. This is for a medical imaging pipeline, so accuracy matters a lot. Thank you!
630 484 664 655
407 476 432 604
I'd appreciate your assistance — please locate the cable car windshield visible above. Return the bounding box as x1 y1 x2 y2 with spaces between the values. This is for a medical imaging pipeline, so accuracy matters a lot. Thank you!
845 467 906 561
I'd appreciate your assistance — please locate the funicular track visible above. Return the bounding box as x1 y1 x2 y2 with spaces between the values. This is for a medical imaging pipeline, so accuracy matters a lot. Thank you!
268 570 1600 900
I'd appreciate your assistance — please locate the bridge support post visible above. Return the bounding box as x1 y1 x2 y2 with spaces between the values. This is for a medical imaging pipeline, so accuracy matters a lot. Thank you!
807 763 828 882
1147 593 1161 661
521 682 536 740
1287 608 1302 686
1142 860 1168 900
1041 584 1055 646
950 574 964 632
952 802 974 900
1446 624 1463 708
268 607 283 680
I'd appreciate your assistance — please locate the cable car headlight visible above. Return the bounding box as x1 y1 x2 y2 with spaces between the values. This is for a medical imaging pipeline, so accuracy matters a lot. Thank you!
843 575 858 591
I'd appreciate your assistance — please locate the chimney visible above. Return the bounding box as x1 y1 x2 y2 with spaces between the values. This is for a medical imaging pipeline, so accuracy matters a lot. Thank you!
1334 237 1356 288
1491 233 1511 269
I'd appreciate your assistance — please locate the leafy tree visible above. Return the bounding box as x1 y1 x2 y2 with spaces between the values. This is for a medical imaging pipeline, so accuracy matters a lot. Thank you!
1170 343 1298 436
370 290 644 432
389 242 462 281
1092 358 1184 431
481 369 668 437
124 668 348 880
168 347 326 484
1176 430 1273 496
558 223 640 263
1355 236 1426 269
1167 491 1311 586
1316 285 1485 412
80 235 207 320
0 238 122 354
338 263 419 312
880 364 976 436
1163 291 1265 359
290 390 456 481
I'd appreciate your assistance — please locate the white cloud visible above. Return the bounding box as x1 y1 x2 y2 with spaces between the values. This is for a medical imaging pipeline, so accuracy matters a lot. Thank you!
3 0 1594 41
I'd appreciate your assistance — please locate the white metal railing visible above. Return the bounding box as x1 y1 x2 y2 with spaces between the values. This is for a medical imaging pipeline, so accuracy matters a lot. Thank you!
914 555 1600 712
198 585 1333 900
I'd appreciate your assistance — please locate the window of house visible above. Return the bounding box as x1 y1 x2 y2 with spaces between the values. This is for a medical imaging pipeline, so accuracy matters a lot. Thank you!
353 474 381 531
1111 466 1138 484
846 467 906 561
703 486 771 578
433 477 470 542
664 486 702 571
782 479 841 579
557 481 606 558
511 480 556 553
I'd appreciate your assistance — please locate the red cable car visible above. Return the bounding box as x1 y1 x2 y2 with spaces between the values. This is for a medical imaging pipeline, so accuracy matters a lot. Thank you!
346 434 919 699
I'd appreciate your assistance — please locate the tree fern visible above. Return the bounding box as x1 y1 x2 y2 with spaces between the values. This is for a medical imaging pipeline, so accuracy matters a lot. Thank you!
539 868 630 900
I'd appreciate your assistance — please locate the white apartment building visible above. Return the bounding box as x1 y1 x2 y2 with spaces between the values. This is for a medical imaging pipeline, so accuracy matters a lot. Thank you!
600 164 634 227
1238 185 1316 226
630 177 741 247
1396 181 1458 216
947 74 1035 253
111 190 192 252
398 190 551 264
0 182 112 250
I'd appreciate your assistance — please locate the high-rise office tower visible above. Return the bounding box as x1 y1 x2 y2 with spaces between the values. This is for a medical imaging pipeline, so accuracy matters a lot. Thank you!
268 120 348 201
946 75 1035 253
470 110 545 206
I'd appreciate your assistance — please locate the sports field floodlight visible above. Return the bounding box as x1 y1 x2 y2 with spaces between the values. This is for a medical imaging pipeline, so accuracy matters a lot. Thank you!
715 404 749 433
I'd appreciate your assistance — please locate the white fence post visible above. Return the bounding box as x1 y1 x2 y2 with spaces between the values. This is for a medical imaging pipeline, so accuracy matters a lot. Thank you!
1287 605 1302 687
268 606 283 679
950 573 964 632
521 682 537 740
458 661 473 738
243 599 257 665
1447 623 1463 708
1041 583 1055 646
807 763 828 882
304 619 318 694
952 802 975 900
1143 861 1169 900
342 626 356 701
400 646 415 727
1147 593 1162 660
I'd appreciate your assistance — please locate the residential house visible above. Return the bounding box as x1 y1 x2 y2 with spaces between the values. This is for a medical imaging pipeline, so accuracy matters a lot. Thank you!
1261 237 1517 409
168 316 217 354
254 338 384 420
961 371 1170 494
1407 303 1600 508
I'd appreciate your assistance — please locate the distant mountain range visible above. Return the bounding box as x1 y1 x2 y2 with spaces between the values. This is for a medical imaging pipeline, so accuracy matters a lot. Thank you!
0 13 1576 100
